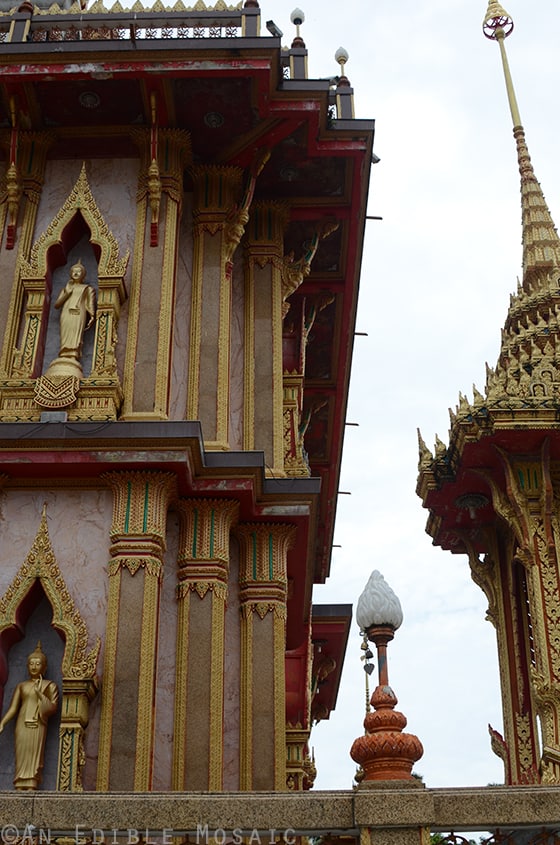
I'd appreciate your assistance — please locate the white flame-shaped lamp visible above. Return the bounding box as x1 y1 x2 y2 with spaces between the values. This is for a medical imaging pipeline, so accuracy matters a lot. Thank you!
351 571 423 782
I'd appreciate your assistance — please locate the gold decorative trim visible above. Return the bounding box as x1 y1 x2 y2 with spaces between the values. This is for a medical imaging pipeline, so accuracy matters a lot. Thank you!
239 595 253 790
121 187 147 419
0 505 100 679
273 607 287 789
209 589 226 790
25 0 244 13
134 568 160 790
96 565 121 790
107 556 162 579
236 522 295 586
104 471 176 537
176 498 239 565
22 164 128 280
34 374 80 409
172 586 189 790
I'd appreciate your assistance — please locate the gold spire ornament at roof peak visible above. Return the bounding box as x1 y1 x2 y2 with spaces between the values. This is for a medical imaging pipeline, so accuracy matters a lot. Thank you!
418 2 560 457
482 0 513 39
479 1 560 407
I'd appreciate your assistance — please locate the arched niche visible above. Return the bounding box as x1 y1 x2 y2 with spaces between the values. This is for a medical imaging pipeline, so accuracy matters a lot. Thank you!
0 163 129 421
0 505 100 791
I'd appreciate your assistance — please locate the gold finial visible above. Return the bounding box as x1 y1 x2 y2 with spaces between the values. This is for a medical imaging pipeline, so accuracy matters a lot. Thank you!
483 1 520 127
482 0 513 40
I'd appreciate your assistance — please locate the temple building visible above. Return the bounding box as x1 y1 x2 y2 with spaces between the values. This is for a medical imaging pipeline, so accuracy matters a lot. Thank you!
417 0 560 788
1 0 560 843
0 0 372 794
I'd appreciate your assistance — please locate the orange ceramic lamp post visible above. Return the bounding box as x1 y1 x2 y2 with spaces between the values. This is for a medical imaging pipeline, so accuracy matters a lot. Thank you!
350 571 423 782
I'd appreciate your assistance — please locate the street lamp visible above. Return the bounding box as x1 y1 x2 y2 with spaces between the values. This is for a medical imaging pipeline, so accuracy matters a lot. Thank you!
350 571 423 782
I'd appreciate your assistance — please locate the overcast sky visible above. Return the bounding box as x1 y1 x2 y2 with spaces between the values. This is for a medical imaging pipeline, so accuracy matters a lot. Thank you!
253 0 560 789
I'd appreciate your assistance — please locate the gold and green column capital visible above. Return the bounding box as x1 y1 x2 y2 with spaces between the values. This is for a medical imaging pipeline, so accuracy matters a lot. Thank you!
245 201 289 256
236 521 295 593
190 164 243 226
177 497 239 563
103 470 176 540
176 497 239 597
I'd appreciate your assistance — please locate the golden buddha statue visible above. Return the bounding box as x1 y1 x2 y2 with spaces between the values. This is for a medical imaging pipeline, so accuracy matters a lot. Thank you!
44 259 96 379
0 642 59 790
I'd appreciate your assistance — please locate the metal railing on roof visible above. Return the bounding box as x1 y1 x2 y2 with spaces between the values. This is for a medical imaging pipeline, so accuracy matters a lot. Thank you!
0 3 259 42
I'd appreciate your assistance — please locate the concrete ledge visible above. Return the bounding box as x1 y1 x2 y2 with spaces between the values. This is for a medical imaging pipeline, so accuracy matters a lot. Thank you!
0 787 558 835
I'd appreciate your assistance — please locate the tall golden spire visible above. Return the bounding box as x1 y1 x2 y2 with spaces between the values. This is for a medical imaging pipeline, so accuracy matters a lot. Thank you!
483 0 560 403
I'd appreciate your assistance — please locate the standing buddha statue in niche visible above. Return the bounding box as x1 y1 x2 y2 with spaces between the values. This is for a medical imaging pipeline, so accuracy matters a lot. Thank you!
44 259 96 379
55 259 96 362
0 642 59 790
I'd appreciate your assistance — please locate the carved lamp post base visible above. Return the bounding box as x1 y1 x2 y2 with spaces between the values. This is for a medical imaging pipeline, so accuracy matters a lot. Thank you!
351 683 424 781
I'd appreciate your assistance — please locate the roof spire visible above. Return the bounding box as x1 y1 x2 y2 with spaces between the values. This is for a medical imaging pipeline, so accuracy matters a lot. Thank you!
483 0 560 288
482 1 560 405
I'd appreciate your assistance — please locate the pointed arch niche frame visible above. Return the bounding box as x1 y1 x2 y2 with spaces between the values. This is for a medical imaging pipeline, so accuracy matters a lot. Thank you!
0 163 129 421
0 505 100 792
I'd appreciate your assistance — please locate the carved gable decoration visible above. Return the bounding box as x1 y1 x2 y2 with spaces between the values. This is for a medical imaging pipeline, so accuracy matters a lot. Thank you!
20 163 128 282
0 505 100 680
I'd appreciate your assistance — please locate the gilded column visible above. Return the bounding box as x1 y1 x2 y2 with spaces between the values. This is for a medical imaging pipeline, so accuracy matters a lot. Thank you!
122 129 190 419
97 471 175 792
187 165 244 448
172 498 239 790
236 522 295 790
244 202 288 476
57 677 99 792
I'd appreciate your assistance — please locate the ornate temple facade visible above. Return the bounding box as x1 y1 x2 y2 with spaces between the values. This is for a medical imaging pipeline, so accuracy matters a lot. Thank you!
0 1 560 843
0 0 370 795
